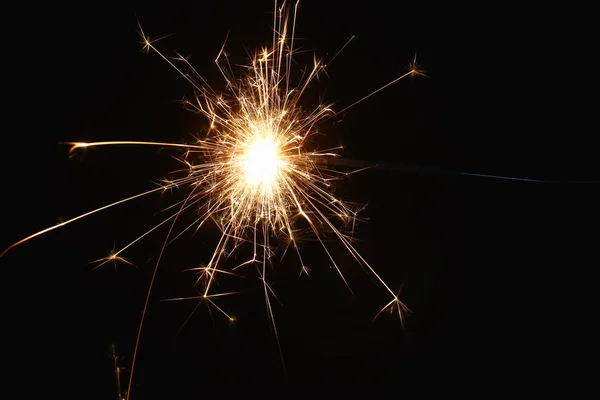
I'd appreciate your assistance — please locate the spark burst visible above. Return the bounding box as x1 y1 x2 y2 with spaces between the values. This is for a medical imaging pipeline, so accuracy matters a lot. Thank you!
1 1 422 397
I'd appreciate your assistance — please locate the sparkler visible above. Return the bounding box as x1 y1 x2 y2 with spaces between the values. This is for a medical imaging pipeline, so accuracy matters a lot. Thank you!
1 1 424 397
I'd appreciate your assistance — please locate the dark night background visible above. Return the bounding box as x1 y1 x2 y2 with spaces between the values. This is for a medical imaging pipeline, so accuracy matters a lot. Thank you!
1 1 598 398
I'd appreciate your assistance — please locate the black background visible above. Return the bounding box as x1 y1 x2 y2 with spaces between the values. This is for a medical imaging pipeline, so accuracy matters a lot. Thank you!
1 1 598 398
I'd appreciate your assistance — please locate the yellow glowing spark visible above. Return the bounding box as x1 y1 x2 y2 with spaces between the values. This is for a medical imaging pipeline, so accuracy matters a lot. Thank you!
1 2 424 398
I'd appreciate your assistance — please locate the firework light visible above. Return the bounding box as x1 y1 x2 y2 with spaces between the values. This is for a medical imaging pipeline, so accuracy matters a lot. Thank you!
1 1 424 397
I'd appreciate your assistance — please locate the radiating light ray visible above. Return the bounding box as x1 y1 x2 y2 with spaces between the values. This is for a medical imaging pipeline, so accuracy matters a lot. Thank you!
63 141 206 156
90 187 208 270
0 185 169 258
125 180 199 400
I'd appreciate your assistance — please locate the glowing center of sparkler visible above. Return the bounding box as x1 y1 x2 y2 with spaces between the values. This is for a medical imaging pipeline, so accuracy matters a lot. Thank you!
241 136 282 186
